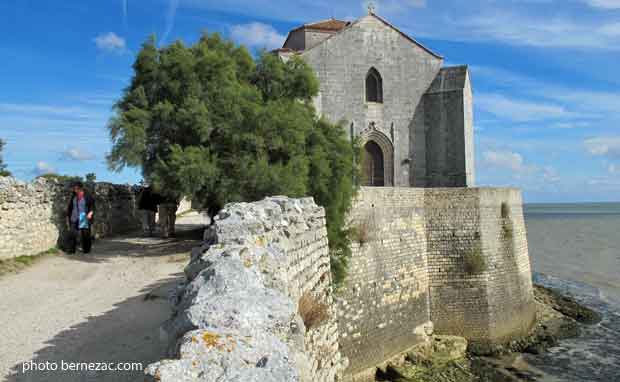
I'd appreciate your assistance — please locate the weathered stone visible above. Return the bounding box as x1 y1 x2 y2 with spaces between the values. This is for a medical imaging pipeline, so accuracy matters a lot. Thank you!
147 197 347 382
280 14 474 188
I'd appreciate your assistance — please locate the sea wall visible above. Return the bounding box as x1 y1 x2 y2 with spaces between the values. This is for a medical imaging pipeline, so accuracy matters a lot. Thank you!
425 188 536 343
147 189 535 381
0 176 141 259
337 188 431 380
337 187 536 380
146 197 347 382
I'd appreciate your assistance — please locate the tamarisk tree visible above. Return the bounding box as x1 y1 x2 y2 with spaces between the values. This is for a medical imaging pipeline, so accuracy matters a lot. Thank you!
107 34 358 284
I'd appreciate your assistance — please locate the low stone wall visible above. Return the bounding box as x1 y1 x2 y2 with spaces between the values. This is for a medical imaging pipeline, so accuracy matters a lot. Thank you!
0 176 141 259
146 197 347 382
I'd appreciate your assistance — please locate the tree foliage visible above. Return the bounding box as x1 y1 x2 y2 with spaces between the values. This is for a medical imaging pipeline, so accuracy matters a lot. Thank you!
85 173 97 183
108 33 358 285
0 139 10 177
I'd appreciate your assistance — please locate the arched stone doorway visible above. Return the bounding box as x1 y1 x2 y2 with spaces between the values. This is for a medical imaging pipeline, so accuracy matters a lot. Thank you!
359 129 394 187
362 141 385 186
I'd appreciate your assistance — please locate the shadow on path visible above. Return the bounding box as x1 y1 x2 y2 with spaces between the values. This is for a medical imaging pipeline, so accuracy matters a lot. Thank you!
59 224 204 265
3 219 204 382
6 275 181 382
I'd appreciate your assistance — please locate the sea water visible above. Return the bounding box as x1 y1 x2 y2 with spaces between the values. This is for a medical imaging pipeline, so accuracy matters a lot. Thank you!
524 203 620 381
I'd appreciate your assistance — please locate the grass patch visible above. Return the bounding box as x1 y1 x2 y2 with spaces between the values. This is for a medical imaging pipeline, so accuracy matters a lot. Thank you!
0 247 60 277
500 202 511 219
463 246 486 275
298 292 330 331
502 224 513 239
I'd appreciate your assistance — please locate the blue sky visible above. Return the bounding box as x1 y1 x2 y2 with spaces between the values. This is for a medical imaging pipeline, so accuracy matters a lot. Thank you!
0 0 619 202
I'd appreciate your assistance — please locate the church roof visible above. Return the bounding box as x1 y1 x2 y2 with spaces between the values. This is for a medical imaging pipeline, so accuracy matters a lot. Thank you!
290 18 351 33
302 19 351 32
281 14 442 59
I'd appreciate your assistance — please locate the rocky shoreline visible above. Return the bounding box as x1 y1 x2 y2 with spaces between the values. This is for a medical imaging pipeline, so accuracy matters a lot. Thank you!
378 283 602 382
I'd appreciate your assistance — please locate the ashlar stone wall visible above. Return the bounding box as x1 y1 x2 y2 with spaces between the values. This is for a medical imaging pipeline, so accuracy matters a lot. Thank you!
0 176 141 259
147 197 347 382
337 188 431 380
425 188 536 343
337 187 536 380
301 15 443 187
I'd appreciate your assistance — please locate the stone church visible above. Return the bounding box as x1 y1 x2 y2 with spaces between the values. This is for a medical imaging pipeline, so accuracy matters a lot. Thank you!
276 11 475 188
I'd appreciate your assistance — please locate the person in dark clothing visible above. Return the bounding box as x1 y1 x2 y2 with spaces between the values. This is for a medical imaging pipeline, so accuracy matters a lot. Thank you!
138 186 162 236
66 181 95 254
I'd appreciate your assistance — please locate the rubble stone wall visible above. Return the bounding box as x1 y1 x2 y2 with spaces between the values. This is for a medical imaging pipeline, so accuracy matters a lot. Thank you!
0 177 141 259
147 197 347 382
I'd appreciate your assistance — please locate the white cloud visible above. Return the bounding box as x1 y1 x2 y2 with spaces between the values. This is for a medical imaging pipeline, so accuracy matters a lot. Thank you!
473 66 619 124
94 32 126 53
230 22 286 50
549 122 592 129
581 0 620 9
61 148 95 161
482 150 527 172
0 103 102 121
584 137 620 159
542 166 561 183
122 0 128 28
454 11 620 50
162 0 180 45
477 94 576 122
176 1 620 51
33 161 56 176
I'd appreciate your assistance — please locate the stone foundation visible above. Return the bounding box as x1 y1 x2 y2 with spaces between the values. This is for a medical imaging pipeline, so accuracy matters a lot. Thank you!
337 187 536 380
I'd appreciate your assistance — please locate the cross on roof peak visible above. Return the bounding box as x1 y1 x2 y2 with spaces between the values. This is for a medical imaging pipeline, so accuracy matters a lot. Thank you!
367 1 376 14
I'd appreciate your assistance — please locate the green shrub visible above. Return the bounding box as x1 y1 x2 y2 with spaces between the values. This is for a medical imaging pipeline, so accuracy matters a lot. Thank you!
463 247 486 275
349 218 372 246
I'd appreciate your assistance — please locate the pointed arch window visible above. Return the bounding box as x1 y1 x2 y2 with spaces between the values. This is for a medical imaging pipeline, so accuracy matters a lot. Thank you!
366 67 383 103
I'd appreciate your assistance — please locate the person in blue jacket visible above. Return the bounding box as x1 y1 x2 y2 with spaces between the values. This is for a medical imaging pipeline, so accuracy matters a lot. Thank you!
66 181 95 254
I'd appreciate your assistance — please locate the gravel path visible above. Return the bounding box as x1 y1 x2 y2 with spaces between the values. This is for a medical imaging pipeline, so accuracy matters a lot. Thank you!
0 216 205 382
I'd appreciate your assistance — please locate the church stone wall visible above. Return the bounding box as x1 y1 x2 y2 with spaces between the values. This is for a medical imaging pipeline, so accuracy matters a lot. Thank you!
423 67 474 187
0 176 141 259
302 15 443 187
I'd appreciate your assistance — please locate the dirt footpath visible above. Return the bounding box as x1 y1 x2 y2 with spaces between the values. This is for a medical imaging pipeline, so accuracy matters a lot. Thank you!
0 216 205 382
